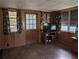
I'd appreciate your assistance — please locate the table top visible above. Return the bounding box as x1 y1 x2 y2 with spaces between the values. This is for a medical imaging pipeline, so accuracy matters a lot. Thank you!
71 36 78 40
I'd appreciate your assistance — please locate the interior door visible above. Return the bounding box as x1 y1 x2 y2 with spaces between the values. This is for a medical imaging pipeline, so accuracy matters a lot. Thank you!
25 13 39 44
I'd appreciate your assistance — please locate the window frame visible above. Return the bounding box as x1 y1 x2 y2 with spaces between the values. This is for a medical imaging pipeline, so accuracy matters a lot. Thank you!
60 10 78 33
8 10 18 32
25 13 37 30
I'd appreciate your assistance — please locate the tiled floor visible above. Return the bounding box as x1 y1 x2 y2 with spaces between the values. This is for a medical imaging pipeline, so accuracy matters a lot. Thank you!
2 44 78 59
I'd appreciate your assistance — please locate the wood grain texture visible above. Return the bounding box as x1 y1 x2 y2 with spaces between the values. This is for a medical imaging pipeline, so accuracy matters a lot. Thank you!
56 31 78 52
0 8 42 49
2 44 78 59
50 11 60 23
0 8 3 49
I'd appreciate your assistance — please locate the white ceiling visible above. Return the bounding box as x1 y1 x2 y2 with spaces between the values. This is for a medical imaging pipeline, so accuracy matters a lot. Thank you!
0 0 78 12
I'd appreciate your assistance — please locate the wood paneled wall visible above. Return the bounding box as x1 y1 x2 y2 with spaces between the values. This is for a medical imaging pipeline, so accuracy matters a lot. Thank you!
0 8 42 49
0 8 3 49
50 11 60 23
57 31 77 52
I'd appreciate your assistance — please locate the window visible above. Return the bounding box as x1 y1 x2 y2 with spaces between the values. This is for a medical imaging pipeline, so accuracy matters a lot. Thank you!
61 10 78 33
9 11 17 32
61 25 68 32
26 14 36 30
69 10 78 33
61 12 69 32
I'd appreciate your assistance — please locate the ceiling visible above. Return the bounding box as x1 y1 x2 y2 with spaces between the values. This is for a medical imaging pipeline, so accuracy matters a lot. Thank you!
0 0 78 12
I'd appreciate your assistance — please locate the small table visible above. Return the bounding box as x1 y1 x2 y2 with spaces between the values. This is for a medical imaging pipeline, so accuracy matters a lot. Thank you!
42 32 56 44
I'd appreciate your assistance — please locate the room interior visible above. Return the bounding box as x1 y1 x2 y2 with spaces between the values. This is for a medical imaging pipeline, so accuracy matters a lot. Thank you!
0 0 78 59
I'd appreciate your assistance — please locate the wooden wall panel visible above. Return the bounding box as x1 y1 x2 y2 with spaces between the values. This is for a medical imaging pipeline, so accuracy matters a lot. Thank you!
57 31 77 52
0 8 3 49
0 8 42 49
57 31 75 43
50 11 60 23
